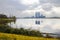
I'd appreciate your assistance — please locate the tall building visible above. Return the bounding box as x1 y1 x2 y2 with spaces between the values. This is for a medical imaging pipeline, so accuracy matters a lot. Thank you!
35 12 40 18
35 12 45 18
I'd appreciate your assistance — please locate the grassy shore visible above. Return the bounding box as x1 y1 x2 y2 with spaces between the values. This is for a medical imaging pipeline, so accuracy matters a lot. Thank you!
0 32 59 40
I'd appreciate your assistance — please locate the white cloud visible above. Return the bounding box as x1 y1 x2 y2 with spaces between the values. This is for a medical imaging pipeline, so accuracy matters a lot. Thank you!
52 7 60 13
20 0 40 5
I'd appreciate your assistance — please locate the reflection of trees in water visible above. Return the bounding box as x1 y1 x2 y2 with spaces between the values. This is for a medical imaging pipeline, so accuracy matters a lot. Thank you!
0 14 16 25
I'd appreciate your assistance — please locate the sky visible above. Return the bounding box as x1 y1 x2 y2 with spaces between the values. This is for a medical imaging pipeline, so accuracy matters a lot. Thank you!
0 0 60 17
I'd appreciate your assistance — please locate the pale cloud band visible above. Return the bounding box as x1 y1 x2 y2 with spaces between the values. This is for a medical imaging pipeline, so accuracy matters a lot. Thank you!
20 0 40 5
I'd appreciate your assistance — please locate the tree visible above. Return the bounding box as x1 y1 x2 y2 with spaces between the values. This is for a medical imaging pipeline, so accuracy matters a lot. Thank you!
0 14 16 24
0 14 8 18
0 14 8 24
0 25 11 33
11 16 16 23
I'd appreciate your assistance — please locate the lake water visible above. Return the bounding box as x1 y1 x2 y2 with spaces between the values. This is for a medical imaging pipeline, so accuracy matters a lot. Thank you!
10 18 60 33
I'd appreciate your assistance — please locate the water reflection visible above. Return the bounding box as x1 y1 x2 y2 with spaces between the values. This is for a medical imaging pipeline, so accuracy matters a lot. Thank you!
10 19 60 33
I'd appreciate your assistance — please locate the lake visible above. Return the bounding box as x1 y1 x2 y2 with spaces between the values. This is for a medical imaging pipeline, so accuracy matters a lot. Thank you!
9 18 60 33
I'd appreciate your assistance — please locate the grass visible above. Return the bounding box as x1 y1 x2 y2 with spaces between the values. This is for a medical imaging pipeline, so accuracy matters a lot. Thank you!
0 32 59 40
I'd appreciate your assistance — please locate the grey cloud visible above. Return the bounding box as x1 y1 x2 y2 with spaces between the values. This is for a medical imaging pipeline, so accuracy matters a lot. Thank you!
40 0 49 4
40 0 60 7
49 0 60 7
0 0 32 17
41 3 53 11
0 0 29 11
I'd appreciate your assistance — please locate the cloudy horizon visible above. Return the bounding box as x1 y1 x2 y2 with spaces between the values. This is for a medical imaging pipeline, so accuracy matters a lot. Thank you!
0 0 60 17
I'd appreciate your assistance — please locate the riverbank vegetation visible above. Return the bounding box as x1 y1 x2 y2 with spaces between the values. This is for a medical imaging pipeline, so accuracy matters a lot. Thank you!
0 14 43 37
0 14 60 40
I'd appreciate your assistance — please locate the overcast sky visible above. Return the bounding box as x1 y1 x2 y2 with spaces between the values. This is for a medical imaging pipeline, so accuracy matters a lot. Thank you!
0 0 60 17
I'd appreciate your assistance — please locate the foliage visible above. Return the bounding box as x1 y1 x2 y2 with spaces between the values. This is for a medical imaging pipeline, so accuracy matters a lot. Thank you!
0 25 11 33
0 14 8 18
10 28 43 37
0 14 16 24
0 25 43 37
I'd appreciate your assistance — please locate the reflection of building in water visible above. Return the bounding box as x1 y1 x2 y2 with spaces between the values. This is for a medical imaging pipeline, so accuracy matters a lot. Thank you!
35 20 40 25
35 20 43 25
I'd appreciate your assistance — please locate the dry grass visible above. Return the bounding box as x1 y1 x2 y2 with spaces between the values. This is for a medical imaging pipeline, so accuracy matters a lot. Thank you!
0 32 59 40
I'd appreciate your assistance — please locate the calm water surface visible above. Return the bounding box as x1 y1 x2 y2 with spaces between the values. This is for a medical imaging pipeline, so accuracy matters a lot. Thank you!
10 18 60 33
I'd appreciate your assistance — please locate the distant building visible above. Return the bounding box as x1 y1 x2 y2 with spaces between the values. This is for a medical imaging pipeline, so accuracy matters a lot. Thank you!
35 12 45 25
35 12 45 18
35 12 40 18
